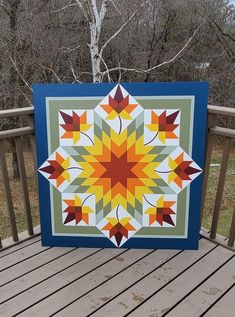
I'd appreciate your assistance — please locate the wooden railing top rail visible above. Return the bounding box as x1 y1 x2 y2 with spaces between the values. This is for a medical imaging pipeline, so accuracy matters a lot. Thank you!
208 105 235 117
210 127 235 138
0 127 35 139
0 107 34 118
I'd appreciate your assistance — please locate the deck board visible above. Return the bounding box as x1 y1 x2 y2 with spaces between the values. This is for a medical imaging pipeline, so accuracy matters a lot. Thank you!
17 249 152 317
0 248 99 302
0 240 48 271
87 239 216 317
55 249 180 317
0 246 75 286
166 256 235 317
203 285 235 317
127 246 234 317
0 248 122 316
0 236 234 317
0 236 41 258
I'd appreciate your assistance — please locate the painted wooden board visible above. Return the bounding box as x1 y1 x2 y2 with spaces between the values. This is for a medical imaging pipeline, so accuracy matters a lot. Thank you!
80 239 216 317
54 249 180 317
204 285 235 317
166 256 235 316
0 247 98 303
0 236 41 258
0 247 74 286
0 248 101 302
127 246 234 317
34 82 208 249
0 248 125 316
17 249 152 317
1 237 233 317
0 241 49 271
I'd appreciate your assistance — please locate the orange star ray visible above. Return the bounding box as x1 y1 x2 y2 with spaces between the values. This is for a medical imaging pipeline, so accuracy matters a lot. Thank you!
94 144 111 162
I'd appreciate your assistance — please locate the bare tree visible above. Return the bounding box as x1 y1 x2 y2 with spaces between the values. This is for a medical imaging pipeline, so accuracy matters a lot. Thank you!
0 0 234 111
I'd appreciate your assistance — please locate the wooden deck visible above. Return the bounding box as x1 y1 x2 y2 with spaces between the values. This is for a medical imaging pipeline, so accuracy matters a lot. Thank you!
0 236 234 317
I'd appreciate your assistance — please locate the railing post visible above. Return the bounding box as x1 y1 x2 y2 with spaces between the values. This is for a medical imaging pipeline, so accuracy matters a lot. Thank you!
0 140 18 242
26 114 38 189
210 137 231 239
200 113 217 224
26 114 37 169
14 136 34 236
228 207 235 247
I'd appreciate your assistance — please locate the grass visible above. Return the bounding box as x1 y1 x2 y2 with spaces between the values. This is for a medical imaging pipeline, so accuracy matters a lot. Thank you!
0 149 40 239
201 145 235 236
0 144 234 240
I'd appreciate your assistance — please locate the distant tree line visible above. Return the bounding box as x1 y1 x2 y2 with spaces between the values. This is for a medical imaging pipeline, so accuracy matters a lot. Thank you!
0 0 234 109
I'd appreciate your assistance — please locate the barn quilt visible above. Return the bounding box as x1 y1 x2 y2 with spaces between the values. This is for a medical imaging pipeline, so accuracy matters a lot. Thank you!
34 82 208 249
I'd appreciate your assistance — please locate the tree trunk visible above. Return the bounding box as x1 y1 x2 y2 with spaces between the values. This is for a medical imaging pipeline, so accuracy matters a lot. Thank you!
90 23 102 83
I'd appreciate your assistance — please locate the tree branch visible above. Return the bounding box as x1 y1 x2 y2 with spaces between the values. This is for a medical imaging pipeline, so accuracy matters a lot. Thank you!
108 0 125 22
9 55 32 92
99 54 111 82
91 0 99 22
101 26 200 75
18 88 33 106
99 0 150 57
52 1 77 13
60 43 83 53
39 64 62 83
99 0 108 23
75 0 91 22
213 20 235 42
70 65 83 83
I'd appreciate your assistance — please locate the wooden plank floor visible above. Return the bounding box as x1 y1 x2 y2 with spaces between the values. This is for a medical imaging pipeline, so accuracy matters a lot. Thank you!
0 237 234 317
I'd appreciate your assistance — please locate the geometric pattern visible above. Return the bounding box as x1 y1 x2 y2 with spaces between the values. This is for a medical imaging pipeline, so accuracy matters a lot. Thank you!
143 194 177 227
156 147 202 193
97 206 141 247
38 147 83 192
144 109 180 146
62 193 95 226
38 84 202 247
95 85 143 134
59 110 94 146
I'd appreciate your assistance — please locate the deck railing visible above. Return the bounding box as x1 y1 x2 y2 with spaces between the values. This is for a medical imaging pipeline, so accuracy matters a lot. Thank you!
0 105 234 250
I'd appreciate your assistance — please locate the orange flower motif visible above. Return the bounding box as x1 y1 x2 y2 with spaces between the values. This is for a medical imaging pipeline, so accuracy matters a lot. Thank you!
63 194 94 225
39 152 71 188
146 110 180 145
144 195 176 226
60 111 92 145
100 85 137 120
